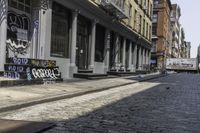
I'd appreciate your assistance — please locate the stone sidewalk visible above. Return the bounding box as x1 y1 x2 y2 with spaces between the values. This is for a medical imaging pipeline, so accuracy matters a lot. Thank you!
0 72 165 113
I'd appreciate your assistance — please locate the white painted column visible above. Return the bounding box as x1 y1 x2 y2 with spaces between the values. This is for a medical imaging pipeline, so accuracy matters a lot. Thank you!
146 49 149 64
70 11 78 66
37 1 53 60
141 48 144 70
0 0 8 71
128 42 133 71
115 35 119 71
37 9 46 59
122 38 126 71
143 49 146 65
133 44 137 72
147 50 151 71
69 10 78 77
138 47 142 70
148 50 151 65
104 29 110 73
89 20 96 70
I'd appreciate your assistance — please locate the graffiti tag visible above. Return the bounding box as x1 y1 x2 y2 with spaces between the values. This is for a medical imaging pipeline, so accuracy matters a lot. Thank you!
32 68 60 79
6 11 30 55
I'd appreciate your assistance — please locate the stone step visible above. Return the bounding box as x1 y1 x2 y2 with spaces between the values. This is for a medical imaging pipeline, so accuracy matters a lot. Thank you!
74 73 108 79
6 57 56 67
4 64 59 73
1 67 62 80
78 70 93 73
107 71 137 76
0 71 27 79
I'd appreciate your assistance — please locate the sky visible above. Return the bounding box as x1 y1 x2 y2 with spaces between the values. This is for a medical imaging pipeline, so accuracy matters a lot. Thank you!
171 0 200 58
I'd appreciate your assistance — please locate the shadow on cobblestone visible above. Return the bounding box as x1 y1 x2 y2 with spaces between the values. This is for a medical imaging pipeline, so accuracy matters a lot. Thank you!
44 73 200 133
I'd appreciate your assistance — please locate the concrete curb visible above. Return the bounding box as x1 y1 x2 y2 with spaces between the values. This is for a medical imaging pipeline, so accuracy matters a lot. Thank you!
0 74 167 113
138 74 168 82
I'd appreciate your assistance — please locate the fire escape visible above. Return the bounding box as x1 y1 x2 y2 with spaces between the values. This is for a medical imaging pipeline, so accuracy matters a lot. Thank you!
99 0 129 19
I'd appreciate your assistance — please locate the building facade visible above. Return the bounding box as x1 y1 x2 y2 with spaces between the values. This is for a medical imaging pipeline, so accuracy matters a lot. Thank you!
0 0 152 79
185 41 191 58
151 0 172 70
170 4 181 58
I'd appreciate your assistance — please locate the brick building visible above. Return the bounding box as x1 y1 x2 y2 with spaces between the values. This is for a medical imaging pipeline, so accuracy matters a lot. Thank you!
151 0 172 70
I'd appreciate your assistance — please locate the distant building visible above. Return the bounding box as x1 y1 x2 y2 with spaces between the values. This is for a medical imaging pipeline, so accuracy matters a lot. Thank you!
185 42 191 58
197 44 200 62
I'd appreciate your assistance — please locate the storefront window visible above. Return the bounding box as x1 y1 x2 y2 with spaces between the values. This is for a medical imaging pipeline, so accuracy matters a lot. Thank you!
8 0 31 13
51 2 70 58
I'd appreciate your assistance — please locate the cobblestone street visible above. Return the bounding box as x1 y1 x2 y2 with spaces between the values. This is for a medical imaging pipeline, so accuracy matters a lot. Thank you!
1 73 200 133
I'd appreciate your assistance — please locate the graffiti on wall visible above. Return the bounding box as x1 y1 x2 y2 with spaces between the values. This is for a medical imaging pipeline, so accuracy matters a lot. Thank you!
7 57 56 67
31 68 60 79
4 72 20 79
6 11 31 56
5 57 60 80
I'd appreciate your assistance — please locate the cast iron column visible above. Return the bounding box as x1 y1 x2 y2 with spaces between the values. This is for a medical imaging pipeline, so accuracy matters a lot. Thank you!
0 0 8 71
89 20 97 70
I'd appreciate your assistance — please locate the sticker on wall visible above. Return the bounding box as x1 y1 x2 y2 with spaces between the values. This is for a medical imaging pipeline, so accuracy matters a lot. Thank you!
6 11 31 56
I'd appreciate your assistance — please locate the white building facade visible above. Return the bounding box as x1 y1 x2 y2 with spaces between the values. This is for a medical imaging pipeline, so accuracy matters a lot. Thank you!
0 0 152 80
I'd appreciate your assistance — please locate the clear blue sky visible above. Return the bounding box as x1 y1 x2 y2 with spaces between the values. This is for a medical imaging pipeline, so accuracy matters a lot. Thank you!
171 0 200 58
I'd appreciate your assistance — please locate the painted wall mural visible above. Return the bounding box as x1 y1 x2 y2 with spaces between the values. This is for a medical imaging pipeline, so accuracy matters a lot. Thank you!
6 11 31 56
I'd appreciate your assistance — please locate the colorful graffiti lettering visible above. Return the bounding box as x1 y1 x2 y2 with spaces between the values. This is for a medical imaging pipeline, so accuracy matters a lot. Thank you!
4 72 20 79
13 57 29 65
31 59 56 67
7 65 25 72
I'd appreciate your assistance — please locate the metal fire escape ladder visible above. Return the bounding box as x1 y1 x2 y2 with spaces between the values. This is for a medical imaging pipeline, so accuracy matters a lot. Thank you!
99 0 129 19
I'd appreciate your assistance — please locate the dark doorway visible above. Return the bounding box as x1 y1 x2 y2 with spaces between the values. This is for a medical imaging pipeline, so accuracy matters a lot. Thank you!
76 15 90 70
95 24 105 62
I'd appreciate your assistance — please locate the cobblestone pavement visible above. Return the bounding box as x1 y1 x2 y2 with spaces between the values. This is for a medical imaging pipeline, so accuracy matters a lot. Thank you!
1 73 200 133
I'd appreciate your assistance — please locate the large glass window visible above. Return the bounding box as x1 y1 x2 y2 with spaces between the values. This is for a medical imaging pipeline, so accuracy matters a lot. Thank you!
51 2 70 58
152 23 157 35
134 10 137 30
139 15 142 34
95 24 105 62
152 12 158 23
8 0 31 13
151 40 157 52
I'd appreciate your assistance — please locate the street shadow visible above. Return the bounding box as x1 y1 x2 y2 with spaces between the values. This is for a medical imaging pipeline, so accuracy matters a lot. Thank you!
42 74 200 133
